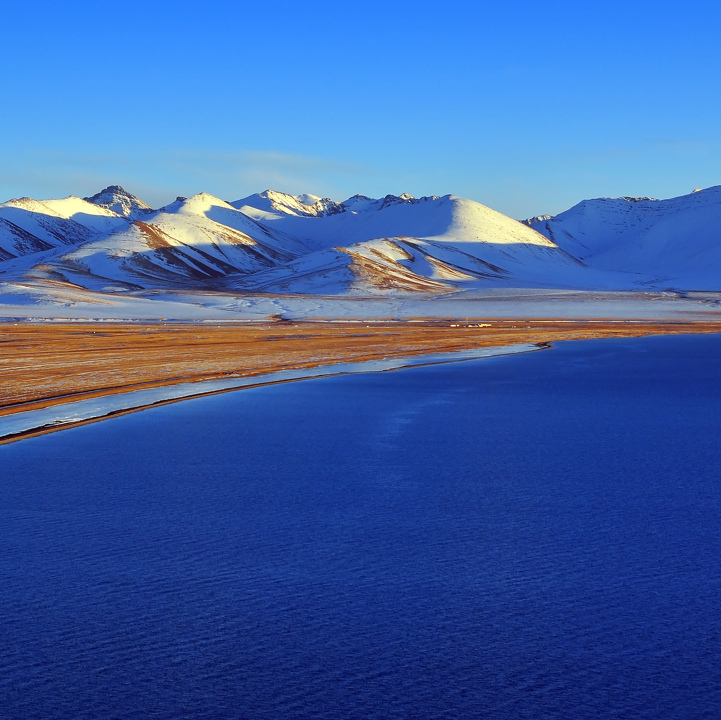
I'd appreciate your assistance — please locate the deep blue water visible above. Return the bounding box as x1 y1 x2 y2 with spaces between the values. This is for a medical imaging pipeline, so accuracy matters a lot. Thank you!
2 334 721 719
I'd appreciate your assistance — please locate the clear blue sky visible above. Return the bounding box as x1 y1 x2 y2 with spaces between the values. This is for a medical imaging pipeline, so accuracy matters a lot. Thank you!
1 0 719 218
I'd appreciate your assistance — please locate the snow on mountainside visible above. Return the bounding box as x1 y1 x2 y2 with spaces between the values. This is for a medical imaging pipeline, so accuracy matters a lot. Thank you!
234 192 558 252
231 236 512 295
233 190 445 221
527 186 721 289
1 187 596 296
2 184 721 297
232 190 445 220
232 190 345 217
230 191 603 293
0 218 54 260
84 185 153 220
40 196 129 234
0 197 99 259
0 194 136 265
35 193 308 291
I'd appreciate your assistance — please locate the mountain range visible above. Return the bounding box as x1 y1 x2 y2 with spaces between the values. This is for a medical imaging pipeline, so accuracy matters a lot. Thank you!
1 184 720 297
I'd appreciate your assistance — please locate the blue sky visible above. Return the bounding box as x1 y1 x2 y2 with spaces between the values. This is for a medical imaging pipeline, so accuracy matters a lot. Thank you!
1 0 719 217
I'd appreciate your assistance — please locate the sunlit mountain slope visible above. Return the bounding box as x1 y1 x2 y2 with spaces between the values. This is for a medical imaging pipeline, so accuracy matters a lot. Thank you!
37 193 309 291
1 185 720 298
230 190 604 293
527 186 721 289
84 185 154 220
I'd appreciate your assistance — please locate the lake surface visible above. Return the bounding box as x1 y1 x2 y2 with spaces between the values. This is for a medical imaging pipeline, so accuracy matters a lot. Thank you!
1 334 721 719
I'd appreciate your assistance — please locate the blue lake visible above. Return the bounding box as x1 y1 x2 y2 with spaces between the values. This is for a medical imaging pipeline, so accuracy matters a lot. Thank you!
1 334 721 719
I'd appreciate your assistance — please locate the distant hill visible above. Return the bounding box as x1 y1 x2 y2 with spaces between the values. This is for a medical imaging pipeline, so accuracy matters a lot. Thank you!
525 186 721 290
0 185 719 295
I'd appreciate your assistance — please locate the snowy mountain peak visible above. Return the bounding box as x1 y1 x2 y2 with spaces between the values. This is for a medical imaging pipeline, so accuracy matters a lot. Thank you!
295 193 322 205
525 185 721 289
378 193 413 210
232 190 445 219
522 214 554 226
161 192 237 215
4 184 721 297
84 185 153 219
232 189 344 218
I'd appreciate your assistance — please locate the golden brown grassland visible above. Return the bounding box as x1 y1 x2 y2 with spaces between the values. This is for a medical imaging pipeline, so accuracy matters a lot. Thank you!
2 319 720 422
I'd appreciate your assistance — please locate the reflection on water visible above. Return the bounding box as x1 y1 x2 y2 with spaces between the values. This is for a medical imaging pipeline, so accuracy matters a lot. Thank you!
1 334 721 719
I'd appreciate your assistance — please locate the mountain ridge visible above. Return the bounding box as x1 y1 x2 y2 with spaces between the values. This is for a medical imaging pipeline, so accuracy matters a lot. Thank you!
84 185 153 220
1 184 719 296
526 185 721 288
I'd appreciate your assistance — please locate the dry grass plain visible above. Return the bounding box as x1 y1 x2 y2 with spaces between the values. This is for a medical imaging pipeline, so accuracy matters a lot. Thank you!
2 319 721 421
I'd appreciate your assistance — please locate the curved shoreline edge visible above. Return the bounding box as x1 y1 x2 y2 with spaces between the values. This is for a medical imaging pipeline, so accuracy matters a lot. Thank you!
0 343 543 445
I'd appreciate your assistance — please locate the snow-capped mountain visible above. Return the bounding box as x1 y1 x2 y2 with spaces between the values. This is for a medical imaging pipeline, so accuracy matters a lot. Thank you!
33 194 309 292
0 189 147 262
526 186 721 289
228 191 598 295
230 237 509 295
232 189 444 221
232 190 345 218
84 185 153 220
0 197 104 259
1 184 720 297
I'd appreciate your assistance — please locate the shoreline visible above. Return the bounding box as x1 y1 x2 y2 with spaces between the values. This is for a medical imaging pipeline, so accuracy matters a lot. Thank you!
0 343 541 445
2 319 721 444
